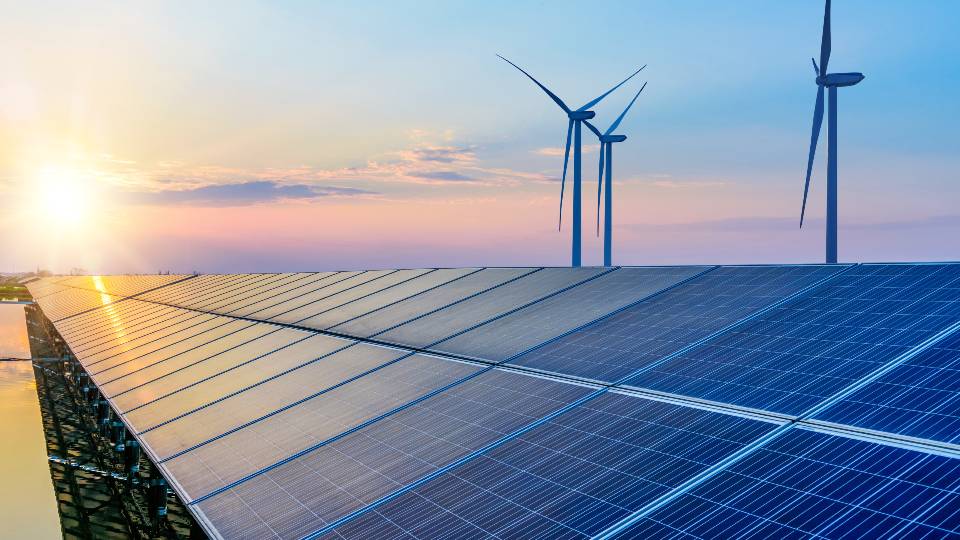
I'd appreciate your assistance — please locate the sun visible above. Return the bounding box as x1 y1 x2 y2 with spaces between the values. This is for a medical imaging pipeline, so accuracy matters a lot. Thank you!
31 166 95 227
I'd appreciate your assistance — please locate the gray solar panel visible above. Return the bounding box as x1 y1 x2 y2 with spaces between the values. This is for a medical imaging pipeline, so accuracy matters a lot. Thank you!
375 267 608 350
431 266 708 363
329 268 536 338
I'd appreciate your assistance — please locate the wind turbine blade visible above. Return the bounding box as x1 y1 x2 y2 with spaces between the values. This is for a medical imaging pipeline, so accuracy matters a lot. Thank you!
811 58 820 76
497 54 571 113
800 85 825 228
577 65 647 112
583 120 603 138
605 81 647 135
597 144 605 236
559 119 573 230
820 0 831 75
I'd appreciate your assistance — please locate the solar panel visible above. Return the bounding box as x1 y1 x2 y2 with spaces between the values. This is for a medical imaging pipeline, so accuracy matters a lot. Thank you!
159 353 481 501
616 428 960 539
510 265 845 383
192 369 595 539
375 267 607 350
297 268 480 330
87 319 256 381
108 326 311 412
316 392 777 540
431 266 709 363
623 263 960 415
274 269 435 327
329 268 535 338
25 265 960 540
814 327 960 444
99 322 290 398
122 333 349 433
224 271 359 319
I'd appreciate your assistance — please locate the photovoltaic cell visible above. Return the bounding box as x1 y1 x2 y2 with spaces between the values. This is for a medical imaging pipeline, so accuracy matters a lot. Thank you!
160 353 481 501
221 272 339 317
329 268 535 339
376 267 607 350
510 265 844 383
319 392 776 540
623 263 960 415
297 268 480 330
246 271 381 322
814 328 960 444
99 323 291 398
276 269 434 327
224 272 355 319
109 327 312 412
198 273 318 313
88 319 255 382
619 428 960 539
192 369 594 539
432 266 708 363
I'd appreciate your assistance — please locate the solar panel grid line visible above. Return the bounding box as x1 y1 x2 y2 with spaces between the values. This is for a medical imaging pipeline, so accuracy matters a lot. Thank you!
54 300 155 340
619 429 960 540
143 274 253 307
73 309 210 356
116 328 312 413
238 271 378 320
87 318 251 376
320 268 487 331
303 388 780 539
139 342 372 440
97 320 275 387
186 360 500 505
167 274 276 310
232 271 367 320
261 270 405 324
289 269 443 328
222 272 343 317
189 273 297 311
51 293 128 323
49 274 197 320
593 303 960 539
67 304 189 347
348 268 544 338
392 266 618 352
103 273 197 299
796 421 960 460
437 266 720 367
200 273 319 313
141 274 251 305
82 313 225 369
64 304 186 346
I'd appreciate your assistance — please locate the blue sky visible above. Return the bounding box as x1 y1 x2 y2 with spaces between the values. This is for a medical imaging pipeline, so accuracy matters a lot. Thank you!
1 1 958 272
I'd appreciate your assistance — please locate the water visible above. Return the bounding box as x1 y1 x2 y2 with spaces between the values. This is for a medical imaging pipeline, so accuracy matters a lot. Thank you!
0 304 61 539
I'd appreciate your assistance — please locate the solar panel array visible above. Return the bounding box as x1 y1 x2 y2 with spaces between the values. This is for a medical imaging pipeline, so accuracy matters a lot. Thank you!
26 264 960 540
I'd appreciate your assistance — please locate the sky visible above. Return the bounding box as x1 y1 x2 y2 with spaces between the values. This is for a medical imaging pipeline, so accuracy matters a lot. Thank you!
1 0 958 273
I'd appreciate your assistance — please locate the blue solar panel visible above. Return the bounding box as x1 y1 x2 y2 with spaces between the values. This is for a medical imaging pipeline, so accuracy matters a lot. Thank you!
315 392 776 540
192 369 595 539
431 266 708 363
616 428 960 539
623 263 960 415
510 265 843 383
814 327 960 444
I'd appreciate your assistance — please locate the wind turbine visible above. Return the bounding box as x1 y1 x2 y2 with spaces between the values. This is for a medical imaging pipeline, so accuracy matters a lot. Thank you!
498 55 645 267
585 82 647 267
800 0 864 264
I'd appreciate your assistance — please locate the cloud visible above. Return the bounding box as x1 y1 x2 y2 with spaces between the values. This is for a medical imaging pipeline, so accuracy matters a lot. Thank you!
533 145 599 157
396 145 476 164
125 181 376 207
407 170 477 182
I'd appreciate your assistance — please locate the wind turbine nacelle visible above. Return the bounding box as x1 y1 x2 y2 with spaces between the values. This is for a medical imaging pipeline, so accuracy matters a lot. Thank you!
600 135 627 143
568 111 596 120
818 72 865 88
